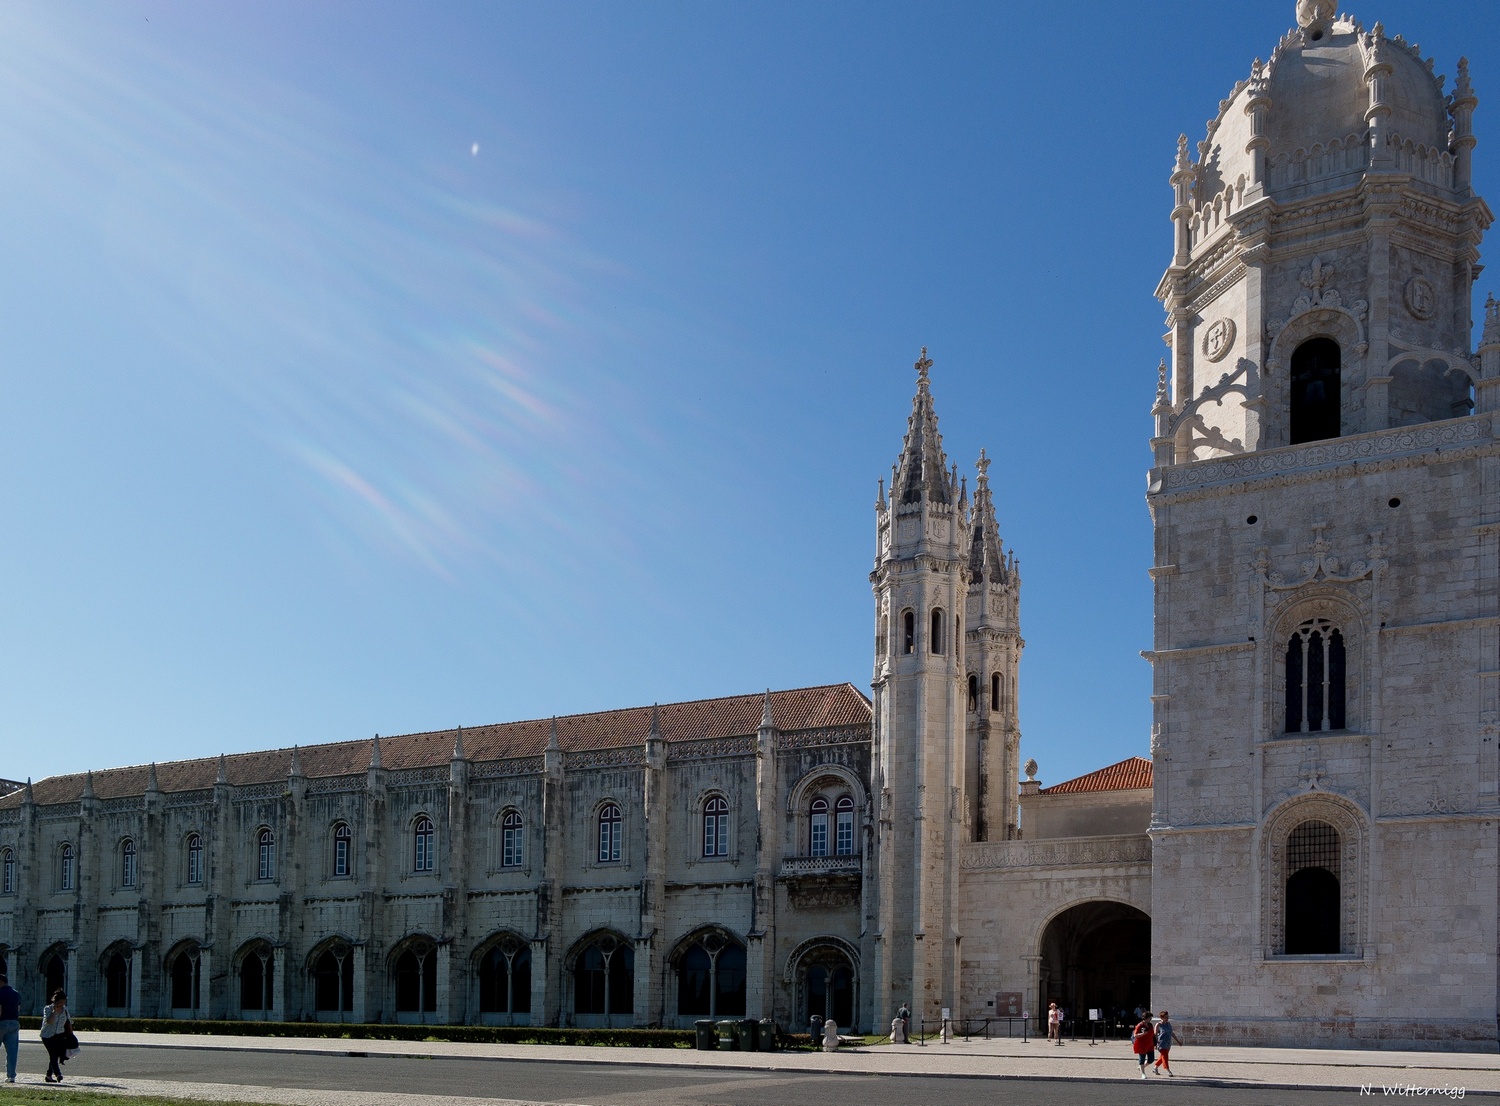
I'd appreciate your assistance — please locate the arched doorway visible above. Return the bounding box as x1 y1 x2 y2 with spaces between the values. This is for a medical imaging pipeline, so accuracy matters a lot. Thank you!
570 932 634 1028
670 928 746 1025
101 942 132 1013
1038 902 1150 1029
237 940 275 1020
787 939 858 1032
475 932 532 1025
39 946 67 1004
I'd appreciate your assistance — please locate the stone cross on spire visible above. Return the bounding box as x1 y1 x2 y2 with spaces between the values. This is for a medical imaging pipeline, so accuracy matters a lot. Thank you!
915 346 933 383
976 447 991 480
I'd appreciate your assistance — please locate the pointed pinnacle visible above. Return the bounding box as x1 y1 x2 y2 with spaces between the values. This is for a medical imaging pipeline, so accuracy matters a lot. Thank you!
762 689 774 729
216 754 228 784
370 734 382 769
453 726 466 760
81 770 95 799
649 702 661 738
289 745 302 776
147 762 159 791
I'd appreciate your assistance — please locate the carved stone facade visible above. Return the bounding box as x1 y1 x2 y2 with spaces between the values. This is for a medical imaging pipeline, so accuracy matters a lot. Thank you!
1149 1 1500 1049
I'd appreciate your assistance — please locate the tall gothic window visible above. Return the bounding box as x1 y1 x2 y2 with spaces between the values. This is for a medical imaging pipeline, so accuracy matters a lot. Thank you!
120 839 137 888
394 941 437 1014
170 944 202 1012
1285 618 1346 733
930 608 945 654
413 816 435 872
676 933 746 1017
809 797 830 856
332 823 352 877
1 848 14 895
1285 821 1341 954
992 672 1002 714
59 843 74 891
597 803 623 863
574 936 633 1016
311 942 354 1015
502 810 524 868
702 796 729 857
256 828 276 881
479 938 532 1015
239 943 274 1011
185 833 203 885
967 674 978 712
104 949 131 1008
902 610 915 654
835 796 855 855
1290 337 1341 444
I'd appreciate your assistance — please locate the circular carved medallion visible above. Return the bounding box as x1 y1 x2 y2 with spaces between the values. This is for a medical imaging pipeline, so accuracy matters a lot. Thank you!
1202 317 1236 362
1404 276 1436 320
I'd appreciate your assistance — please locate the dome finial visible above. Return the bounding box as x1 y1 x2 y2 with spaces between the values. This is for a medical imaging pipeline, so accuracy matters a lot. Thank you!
1295 0 1335 37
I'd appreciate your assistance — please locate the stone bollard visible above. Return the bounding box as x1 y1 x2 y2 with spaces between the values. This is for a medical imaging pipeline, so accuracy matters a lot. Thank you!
891 1016 907 1044
822 1018 840 1052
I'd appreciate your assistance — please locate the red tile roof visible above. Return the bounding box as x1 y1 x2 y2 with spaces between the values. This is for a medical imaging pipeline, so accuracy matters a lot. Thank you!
2 684 871 808
1038 756 1153 795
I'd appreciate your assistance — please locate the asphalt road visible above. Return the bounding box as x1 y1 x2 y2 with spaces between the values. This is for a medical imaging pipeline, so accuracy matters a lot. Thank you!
15 1041 1402 1106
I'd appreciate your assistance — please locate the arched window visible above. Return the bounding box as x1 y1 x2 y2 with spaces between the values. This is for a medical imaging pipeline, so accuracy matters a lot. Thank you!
501 811 524 869
393 941 437 1015
185 833 203 885
835 795 856 856
311 943 354 1015
702 796 729 858
170 944 202 1012
1285 618 1346 733
597 803 623 863
992 672 1002 714
239 944 274 1012
104 948 131 1009
120 839 137 888
809 797 830 857
1290 337 1341 444
478 938 532 1016
902 610 915 654
1285 821 1341 954
413 816 435 872
574 936 633 1016
256 828 276 881
59 843 74 891
1 848 15 895
967 674 978 712
676 933 746 1017
930 608 945 654
332 823 352 878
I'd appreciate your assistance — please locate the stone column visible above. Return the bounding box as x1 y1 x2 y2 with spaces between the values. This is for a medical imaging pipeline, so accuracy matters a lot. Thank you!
747 693 779 1021
351 944 367 1023
75 779 101 1015
636 711 667 1026
362 739 388 1023
208 759 234 1020
446 735 470 1025
538 723 564 1026
270 945 286 1022
435 942 452 1025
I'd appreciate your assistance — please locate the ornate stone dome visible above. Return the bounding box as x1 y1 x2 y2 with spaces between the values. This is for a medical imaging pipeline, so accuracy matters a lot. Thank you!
1194 6 1457 211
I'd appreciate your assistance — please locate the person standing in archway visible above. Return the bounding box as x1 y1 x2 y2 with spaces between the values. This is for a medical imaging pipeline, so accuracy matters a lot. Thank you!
1047 1001 1062 1044
1131 1013 1156 1078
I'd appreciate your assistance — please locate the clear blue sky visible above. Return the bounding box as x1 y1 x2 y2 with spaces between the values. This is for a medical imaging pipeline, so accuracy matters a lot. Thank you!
0 1 1493 788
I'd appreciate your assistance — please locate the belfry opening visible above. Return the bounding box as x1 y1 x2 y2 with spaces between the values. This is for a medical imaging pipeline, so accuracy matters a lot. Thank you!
1038 903 1151 1024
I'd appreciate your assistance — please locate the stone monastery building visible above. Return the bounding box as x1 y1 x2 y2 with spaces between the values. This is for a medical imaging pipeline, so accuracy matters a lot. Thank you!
3 0 1500 1048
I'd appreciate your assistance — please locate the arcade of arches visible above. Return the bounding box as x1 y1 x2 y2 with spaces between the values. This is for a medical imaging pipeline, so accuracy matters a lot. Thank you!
1038 902 1150 1022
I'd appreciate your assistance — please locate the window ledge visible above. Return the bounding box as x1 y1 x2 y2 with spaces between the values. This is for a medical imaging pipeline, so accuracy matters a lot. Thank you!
1262 949 1368 962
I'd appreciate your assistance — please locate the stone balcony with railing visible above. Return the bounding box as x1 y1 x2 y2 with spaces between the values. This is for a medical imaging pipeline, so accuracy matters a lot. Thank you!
780 853 862 876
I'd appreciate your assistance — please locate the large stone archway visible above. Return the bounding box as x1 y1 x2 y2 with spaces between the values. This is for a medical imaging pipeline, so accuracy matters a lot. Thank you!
1037 901 1150 1024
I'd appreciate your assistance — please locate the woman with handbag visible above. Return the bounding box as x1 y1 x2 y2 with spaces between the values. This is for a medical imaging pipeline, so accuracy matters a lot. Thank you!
39 990 70 1083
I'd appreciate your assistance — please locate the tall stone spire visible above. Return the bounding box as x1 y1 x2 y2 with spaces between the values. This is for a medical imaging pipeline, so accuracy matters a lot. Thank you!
894 348 954 505
967 449 1011 585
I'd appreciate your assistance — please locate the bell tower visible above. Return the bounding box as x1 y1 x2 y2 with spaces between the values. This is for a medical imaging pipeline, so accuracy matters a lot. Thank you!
871 349 971 1025
1148 2 1499 1046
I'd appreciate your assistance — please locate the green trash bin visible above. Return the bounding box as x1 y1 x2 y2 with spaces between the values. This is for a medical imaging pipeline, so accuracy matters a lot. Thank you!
736 1018 758 1052
694 1019 717 1051
716 1019 740 1050
757 1018 777 1051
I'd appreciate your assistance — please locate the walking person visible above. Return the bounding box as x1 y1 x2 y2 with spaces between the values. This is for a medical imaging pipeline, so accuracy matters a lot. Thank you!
0 972 20 1083
1131 1013 1156 1078
1153 1010 1175 1076
39 990 70 1083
